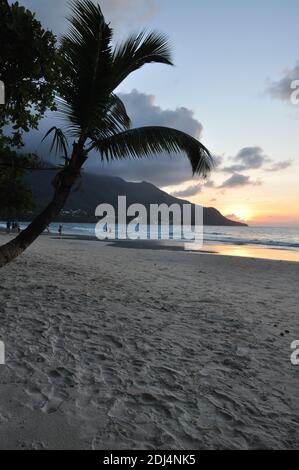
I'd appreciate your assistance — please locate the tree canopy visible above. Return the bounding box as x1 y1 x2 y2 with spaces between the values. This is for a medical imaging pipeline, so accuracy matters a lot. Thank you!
0 146 36 218
0 0 58 148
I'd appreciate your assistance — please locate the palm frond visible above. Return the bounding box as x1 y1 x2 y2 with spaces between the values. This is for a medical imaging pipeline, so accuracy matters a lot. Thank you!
42 127 69 160
107 94 131 131
58 0 113 134
93 126 214 177
52 1 213 181
56 2 173 140
88 94 131 141
111 31 173 89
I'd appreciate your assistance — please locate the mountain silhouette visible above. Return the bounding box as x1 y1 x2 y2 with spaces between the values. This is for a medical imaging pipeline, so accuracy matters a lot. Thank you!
23 169 247 226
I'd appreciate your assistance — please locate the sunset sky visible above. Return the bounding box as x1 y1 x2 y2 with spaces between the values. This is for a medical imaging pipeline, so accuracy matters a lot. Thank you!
20 0 299 226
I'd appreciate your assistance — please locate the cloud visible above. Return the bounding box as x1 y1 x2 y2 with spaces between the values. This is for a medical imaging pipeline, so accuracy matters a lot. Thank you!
266 160 293 172
171 183 202 198
204 180 215 188
220 173 250 188
220 147 292 178
212 155 224 170
10 3 208 189
21 89 208 188
267 62 299 102
222 147 270 173
120 90 203 137
19 0 158 35
100 0 158 26
225 214 247 224
96 89 207 186
219 173 261 189
222 164 246 173
21 89 208 187
170 178 214 198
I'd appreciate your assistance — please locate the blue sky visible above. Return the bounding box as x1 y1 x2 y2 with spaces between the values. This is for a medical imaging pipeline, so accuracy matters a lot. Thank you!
122 0 299 156
17 1 299 224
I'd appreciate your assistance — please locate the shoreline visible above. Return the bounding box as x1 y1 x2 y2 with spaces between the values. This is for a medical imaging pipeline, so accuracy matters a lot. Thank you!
1 231 299 262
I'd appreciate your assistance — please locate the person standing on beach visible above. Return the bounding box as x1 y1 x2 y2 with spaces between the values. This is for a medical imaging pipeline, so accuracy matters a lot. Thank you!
58 224 63 237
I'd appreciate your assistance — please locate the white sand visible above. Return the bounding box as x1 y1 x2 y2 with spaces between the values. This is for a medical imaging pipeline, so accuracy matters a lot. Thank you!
0 235 299 449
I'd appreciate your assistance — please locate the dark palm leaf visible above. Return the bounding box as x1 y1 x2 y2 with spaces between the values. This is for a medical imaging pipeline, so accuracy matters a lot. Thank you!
59 0 113 134
42 126 69 161
111 31 173 90
55 1 213 178
89 94 131 141
93 126 213 176
106 94 131 131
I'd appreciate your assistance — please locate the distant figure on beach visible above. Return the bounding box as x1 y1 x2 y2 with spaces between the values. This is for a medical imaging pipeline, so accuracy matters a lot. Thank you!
6 221 11 233
58 224 63 237
10 222 20 233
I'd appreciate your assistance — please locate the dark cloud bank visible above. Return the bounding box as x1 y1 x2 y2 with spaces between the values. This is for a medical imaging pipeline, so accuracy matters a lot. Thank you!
217 147 292 190
24 89 208 187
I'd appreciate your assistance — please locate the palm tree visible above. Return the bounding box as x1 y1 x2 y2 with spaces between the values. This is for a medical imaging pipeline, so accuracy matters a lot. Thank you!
0 0 213 268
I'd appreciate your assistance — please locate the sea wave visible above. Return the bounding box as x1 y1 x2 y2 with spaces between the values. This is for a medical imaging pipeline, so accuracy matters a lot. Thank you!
2 221 298 250
204 235 299 249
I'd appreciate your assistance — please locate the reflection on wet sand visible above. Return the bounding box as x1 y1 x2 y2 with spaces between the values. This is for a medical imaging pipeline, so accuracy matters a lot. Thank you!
186 243 299 262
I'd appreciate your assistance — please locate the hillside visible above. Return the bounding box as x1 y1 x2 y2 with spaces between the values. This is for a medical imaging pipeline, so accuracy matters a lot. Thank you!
23 170 247 226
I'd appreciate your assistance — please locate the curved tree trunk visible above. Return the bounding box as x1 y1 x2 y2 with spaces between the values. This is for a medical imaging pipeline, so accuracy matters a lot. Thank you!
0 158 83 268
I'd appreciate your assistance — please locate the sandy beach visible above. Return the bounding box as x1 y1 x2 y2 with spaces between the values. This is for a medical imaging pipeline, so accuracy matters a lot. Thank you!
0 234 299 449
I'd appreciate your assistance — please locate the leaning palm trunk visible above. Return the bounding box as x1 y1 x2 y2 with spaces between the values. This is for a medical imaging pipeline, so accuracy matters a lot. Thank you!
0 149 84 267
0 183 69 267
0 0 214 268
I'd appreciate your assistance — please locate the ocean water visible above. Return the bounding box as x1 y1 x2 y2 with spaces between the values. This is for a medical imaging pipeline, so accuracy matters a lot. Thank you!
2 222 298 252
204 226 299 250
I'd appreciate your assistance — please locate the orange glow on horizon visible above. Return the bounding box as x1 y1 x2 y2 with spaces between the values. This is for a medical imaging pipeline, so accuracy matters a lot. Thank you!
163 170 299 227
224 206 255 223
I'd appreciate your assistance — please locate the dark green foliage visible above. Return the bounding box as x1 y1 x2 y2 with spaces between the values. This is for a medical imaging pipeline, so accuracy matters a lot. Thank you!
0 146 36 217
0 0 58 147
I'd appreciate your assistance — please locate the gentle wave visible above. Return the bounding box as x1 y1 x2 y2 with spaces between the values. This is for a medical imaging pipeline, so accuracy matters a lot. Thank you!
2 222 299 251
205 235 299 249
